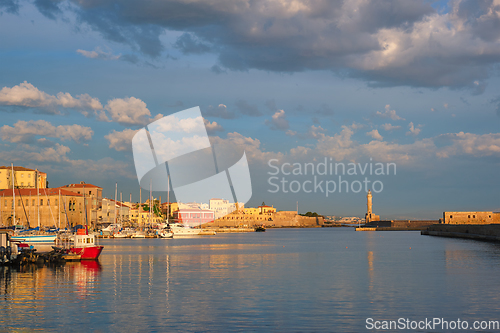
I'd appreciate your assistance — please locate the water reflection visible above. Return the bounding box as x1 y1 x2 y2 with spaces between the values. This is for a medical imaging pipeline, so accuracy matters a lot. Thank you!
2 230 500 332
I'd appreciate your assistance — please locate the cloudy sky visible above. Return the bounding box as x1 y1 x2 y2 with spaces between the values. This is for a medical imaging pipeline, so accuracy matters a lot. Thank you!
1 0 500 219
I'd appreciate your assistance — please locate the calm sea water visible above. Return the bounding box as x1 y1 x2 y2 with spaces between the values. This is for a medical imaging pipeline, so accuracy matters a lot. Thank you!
1 228 500 332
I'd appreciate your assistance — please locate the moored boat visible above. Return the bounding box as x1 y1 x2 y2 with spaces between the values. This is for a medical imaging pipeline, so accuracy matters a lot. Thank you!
62 228 103 260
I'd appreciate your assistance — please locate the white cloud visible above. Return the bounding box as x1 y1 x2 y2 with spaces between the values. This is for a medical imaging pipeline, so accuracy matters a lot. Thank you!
0 120 93 144
203 119 224 134
105 128 139 152
381 123 401 131
375 105 405 121
265 109 289 130
436 132 500 158
366 129 383 141
0 81 103 114
104 97 163 126
406 122 421 136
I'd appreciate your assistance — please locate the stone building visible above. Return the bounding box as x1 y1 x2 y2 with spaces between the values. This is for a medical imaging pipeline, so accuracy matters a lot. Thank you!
443 211 500 224
0 188 84 228
0 166 47 190
57 182 102 227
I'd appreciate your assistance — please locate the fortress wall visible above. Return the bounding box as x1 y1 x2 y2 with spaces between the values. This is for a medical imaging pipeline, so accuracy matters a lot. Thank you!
443 212 500 224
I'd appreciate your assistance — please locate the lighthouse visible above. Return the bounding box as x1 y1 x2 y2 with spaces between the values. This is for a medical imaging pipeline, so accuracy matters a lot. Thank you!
365 190 379 224
367 190 373 215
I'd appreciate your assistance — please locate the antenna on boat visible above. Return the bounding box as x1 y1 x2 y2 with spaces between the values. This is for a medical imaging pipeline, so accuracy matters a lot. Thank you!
114 182 117 225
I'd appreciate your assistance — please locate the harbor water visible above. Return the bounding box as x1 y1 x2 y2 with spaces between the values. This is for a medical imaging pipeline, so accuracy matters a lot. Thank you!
1 228 500 332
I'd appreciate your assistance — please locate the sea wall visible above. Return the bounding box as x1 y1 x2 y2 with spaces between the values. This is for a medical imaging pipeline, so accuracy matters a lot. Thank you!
422 224 500 241
202 211 324 228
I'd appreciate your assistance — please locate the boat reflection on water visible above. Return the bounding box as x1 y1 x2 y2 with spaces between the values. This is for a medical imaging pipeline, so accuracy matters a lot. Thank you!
65 261 102 297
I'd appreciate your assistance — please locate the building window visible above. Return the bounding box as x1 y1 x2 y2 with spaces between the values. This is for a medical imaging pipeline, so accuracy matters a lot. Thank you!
28 182 31 186
489 215 492 218
468 215 470 218
26 199 28 206
40 199 43 206
473 215 476 218
18 200 21 206
32 199 35 206
89 191 92 195
28 174 31 178
21 174 24 178
21 182 24 186
55 199 58 206
47 199 50 206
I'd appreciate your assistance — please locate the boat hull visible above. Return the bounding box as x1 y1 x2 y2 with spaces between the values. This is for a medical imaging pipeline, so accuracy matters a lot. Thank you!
69 246 103 260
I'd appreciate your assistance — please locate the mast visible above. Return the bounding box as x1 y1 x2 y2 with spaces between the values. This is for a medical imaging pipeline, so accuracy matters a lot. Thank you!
83 184 88 228
58 189 61 229
149 180 152 227
37 169 40 228
166 175 170 224
114 182 117 224
11 163 15 226
120 192 122 224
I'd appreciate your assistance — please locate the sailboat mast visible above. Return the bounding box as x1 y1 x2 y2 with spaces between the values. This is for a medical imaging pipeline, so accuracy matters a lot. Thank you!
120 192 122 224
150 181 152 226
167 175 170 224
114 182 117 224
11 163 15 226
37 169 40 228
58 189 61 229
83 184 88 228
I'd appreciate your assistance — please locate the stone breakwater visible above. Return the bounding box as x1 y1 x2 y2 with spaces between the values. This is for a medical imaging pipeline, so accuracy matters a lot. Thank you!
202 211 324 228
421 224 500 242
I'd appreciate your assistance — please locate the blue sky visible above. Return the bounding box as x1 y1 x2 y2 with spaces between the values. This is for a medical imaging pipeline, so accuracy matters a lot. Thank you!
1 0 500 219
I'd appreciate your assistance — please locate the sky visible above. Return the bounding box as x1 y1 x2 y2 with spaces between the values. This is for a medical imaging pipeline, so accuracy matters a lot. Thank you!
1 0 500 219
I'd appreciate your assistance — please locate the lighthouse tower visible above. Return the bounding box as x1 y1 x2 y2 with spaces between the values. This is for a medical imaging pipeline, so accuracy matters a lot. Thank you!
367 190 373 215
365 190 379 224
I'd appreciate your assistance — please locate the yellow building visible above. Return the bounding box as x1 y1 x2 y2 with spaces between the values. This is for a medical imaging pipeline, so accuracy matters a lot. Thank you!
0 166 47 190
259 205 276 214
244 207 260 215
0 188 85 228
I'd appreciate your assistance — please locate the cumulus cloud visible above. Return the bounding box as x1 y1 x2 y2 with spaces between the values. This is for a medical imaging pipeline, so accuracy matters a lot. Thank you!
105 128 139 151
30 0 500 88
0 120 93 144
406 122 421 136
381 123 401 131
286 125 326 139
0 0 19 14
203 119 224 134
366 129 383 141
0 81 103 115
266 110 289 131
436 132 500 158
375 105 405 121
104 97 163 126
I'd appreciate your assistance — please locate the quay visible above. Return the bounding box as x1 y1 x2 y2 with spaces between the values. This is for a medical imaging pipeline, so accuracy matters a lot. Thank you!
421 224 500 242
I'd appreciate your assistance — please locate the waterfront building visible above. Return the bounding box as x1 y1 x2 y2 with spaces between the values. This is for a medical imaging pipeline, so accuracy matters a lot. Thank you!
173 209 214 227
101 198 130 225
258 205 276 214
244 207 259 215
0 188 84 228
443 211 500 224
0 166 47 190
58 182 102 228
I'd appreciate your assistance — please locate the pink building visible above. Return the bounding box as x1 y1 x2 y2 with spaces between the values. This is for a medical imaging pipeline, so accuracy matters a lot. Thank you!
173 209 214 227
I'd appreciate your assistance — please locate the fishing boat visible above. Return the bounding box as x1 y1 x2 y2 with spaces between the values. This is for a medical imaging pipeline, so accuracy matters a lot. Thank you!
59 228 103 260
255 225 266 232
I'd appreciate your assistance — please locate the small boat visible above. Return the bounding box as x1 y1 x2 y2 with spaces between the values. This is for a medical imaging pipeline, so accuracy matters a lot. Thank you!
65 228 104 260
169 223 201 237
255 226 266 232
131 231 146 238
158 229 173 238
